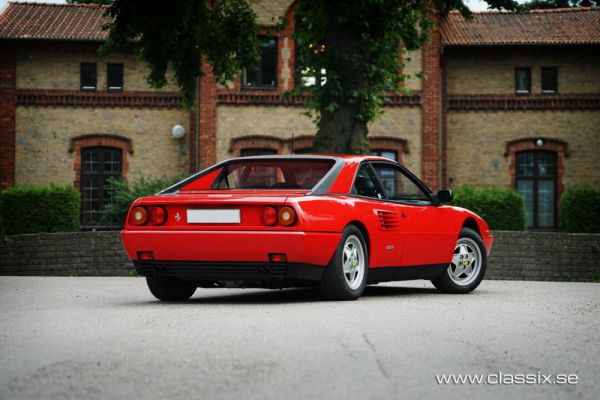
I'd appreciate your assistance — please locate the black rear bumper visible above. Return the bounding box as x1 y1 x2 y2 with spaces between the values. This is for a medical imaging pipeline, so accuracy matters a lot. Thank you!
133 260 325 283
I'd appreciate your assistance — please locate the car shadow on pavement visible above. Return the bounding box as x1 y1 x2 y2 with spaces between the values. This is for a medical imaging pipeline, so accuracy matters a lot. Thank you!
126 284 440 306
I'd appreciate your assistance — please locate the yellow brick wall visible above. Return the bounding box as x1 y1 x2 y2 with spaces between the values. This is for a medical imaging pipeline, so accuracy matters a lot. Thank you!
216 105 422 176
15 107 190 186
403 49 422 91
445 46 600 95
446 110 600 188
16 43 179 91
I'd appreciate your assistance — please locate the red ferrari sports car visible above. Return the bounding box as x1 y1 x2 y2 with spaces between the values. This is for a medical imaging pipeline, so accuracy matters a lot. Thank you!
121 155 493 301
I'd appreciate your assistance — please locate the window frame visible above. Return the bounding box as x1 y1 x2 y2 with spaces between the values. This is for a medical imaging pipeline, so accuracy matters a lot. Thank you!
107 63 124 91
369 161 433 205
80 146 123 227
240 148 278 157
371 149 398 162
242 36 278 89
349 160 434 205
515 67 531 96
80 63 97 91
515 150 558 229
541 67 558 94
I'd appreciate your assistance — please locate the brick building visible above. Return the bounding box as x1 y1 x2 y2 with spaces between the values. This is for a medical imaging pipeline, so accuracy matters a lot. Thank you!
0 2 598 229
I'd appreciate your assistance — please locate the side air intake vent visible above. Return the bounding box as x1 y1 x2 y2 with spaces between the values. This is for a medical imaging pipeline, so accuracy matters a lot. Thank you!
376 210 400 230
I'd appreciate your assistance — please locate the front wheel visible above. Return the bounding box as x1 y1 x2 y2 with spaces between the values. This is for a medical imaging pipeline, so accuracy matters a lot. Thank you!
318 225 368 300
146 276 196 301
431 227 487 294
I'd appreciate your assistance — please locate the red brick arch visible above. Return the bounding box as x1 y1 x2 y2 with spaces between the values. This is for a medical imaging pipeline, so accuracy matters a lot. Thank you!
69 134 133 190
505 137 568 196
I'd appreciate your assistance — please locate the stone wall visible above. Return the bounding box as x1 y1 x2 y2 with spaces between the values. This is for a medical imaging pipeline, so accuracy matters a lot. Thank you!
1 231 598 282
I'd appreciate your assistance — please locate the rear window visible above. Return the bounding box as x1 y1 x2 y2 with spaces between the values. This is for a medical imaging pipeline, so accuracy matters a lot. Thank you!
214 159 335 190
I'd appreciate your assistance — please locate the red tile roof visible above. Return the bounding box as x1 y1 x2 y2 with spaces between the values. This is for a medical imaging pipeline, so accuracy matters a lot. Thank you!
442 7 600 46
0 1 109 41
0 2 599 46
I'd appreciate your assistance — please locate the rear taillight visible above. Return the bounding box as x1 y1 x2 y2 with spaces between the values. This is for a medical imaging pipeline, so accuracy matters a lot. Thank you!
261 207 278 226
150 206 167 225
130 206 149 226
278 206 296 226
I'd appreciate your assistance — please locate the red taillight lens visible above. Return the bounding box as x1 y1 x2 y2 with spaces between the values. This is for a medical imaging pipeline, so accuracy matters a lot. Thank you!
278 206 296 226
130 206 149 226
137 251 155 261
150 206 167 225
261 207 278 226
269 253 287 263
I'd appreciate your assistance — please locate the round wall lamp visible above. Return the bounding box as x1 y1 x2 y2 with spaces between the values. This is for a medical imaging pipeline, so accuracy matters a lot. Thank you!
172 124 186 139
535 138 544 147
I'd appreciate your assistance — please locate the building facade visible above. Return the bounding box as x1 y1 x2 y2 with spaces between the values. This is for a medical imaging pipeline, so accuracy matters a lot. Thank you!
0 2 598 229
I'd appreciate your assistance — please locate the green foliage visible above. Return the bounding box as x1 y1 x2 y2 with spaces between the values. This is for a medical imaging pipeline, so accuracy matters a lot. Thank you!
103 0 258 107
559 186 600 233
0 185 80 235
452 186 526 231
102 174 186 227
67 0 113 4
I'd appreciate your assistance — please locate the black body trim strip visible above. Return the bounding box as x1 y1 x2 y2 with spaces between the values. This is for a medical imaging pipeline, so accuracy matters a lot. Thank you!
367 264 448 283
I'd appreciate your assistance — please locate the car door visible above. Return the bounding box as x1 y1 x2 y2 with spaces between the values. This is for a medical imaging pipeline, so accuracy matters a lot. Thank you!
370 162 456 267
350 163 403 268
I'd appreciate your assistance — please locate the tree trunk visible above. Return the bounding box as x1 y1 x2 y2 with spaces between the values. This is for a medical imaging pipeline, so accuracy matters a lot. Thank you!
313 105 369 154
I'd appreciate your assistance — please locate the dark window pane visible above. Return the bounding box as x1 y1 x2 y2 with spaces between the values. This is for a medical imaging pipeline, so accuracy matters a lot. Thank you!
243 37 277 88
537 180 555 228
517 180 534 228
81 63 97 90
537 152 556 177
541 67 557 93
107 63 124 90
515 68 531 94
240 148 277 157
516 152 534 177
353 165 385 199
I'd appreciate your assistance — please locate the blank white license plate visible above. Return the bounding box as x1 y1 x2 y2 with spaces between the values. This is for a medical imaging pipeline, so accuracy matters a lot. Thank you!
187 209 240 224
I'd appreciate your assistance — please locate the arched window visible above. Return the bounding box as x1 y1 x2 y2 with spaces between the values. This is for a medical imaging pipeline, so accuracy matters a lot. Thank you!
506 137 567 229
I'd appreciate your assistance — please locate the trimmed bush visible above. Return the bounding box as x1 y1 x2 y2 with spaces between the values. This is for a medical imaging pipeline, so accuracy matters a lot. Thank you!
452 186 526 231
102 174 186 227
0 185 80 235
559 186 600 233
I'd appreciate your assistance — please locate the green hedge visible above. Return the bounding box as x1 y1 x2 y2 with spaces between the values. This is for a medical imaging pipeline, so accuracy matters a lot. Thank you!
452 186 526 231
0 185 80 235
102 174 186 227
559 186 600 233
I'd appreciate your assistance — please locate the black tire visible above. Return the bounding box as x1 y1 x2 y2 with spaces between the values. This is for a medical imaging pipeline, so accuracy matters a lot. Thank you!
431 227 487 294
146 276 196 301
318 225 368 300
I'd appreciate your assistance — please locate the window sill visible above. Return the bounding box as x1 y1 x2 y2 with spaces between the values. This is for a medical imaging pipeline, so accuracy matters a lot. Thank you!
241 86 278 91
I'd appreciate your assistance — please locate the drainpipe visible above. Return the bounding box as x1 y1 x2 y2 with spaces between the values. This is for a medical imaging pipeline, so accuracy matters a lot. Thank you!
195 76 200 172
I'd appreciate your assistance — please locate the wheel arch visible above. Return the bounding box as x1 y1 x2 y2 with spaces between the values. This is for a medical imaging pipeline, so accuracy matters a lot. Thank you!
346 220 371 256
462 217 480 236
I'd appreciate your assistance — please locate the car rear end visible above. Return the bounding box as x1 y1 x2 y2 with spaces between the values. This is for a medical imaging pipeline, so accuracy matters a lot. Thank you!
120 157 344 287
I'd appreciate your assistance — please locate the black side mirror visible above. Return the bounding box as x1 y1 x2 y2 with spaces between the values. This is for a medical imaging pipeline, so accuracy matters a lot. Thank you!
433 189 453 205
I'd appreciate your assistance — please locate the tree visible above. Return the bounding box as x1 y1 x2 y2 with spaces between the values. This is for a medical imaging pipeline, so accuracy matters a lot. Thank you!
67 0 113 4
104 0 522 154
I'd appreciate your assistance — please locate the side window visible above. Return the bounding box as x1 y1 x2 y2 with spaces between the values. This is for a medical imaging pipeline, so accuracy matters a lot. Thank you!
371 163 430 204
80 63 97 91
352 164 385 199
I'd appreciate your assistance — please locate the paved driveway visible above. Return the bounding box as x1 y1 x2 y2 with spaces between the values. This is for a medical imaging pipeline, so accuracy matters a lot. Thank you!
0 277 598 400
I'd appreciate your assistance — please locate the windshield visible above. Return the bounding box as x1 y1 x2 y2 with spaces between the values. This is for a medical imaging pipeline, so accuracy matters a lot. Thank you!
214 159 335 190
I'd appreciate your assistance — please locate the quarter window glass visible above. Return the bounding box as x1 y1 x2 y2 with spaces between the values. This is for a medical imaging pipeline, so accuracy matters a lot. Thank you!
371 163 430 204
352 165 384 199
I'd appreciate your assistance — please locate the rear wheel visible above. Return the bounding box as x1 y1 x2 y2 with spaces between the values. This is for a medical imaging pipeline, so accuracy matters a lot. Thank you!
318 225 368 300
432 227 487 294
146 276 196 301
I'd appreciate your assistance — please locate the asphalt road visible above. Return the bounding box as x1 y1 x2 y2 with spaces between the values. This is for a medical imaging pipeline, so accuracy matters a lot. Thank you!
0 277 599 400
